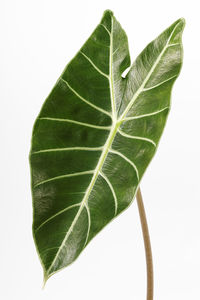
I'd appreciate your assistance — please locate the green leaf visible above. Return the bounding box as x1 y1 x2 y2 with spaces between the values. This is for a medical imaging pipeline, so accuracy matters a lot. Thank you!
30 10 185 282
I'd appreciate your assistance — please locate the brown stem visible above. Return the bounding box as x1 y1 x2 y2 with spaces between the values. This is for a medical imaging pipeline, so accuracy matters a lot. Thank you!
136 187 154 300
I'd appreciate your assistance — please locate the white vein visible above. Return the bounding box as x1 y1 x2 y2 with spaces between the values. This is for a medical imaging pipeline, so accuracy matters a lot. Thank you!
118 129 156 147
123 107 170 122
41 247 61 257
109 16 116 121
34 170 94 188
100 23 111 35
32 146 103 154
109 149 139 180
39 117 111 130
142 75 178 91
100 171 118 216
84 203 91 246
113 47 119 55
35 203 81 233
60 78 111 118
167 42 180 47
119 21 181 121
80 51 109 79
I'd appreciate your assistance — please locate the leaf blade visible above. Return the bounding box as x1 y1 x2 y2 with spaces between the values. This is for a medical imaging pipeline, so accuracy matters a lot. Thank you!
30 11 185 281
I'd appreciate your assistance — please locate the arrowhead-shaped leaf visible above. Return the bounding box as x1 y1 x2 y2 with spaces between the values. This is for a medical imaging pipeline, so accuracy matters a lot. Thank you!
30 10 185 281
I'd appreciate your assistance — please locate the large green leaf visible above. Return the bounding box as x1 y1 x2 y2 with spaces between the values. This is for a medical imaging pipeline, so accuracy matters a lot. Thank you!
30 10 185 281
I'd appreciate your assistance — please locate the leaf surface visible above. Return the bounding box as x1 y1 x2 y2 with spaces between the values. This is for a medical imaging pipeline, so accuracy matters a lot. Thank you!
30 10 185 281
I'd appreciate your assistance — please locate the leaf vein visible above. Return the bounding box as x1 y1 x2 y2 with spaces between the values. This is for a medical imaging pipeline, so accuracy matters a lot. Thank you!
123 107 170 121
33 170 94 188
35 203 81 233
60 78 112 117
100 23 111 35
80 51 109 78
109 149 139 180
142 75 178 91
109 16 116 121
118 129 156 147
84 203 91 246
39 117 111 130
167 42 181 47
99 171 118 216
32 146 103 154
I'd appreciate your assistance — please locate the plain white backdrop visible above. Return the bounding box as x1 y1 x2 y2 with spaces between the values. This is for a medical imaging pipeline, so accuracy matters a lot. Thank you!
1 0 200 299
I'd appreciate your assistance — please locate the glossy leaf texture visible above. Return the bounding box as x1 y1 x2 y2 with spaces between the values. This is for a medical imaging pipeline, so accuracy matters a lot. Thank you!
30 10 185 281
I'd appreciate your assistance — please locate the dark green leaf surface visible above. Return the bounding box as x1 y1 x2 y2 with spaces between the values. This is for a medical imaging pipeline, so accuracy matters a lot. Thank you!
30 10 185 281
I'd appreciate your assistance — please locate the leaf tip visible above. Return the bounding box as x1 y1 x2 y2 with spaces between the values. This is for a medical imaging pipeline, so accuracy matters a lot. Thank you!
174 17 186 32
103 9 114 17
178 17 186 28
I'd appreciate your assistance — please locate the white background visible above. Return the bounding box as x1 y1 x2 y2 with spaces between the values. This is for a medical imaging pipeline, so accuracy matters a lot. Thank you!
1 0 199 299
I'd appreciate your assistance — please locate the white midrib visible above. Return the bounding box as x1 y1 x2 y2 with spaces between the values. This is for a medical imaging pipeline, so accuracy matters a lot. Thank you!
46 19 180 277
109 17 116 121
46 122 119 276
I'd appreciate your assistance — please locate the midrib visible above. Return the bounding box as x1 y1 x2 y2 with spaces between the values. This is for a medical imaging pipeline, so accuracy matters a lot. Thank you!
46 121 120 277
109 16 116 121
